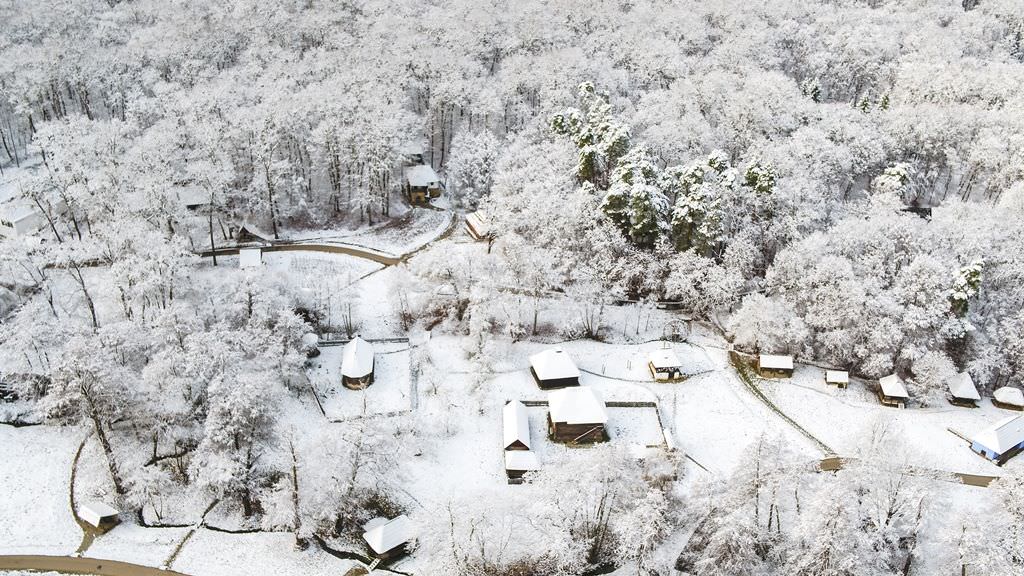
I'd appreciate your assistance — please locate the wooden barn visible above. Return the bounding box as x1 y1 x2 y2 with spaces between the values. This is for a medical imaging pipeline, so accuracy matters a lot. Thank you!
503 400 531 451
877 374 910 409
362 515 415 560
757 354 794 378
947 372 981 407
341 337 375 390
547 386 608 444
504 450 541 483
993 386 1024 411
403 165 444 204
648 348 684 382
825 370 849 389
529 348 580 389
80 502 120 532
970 415 1024 465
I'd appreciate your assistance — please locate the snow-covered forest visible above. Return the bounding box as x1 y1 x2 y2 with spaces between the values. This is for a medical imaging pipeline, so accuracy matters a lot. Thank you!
2 1 1024 575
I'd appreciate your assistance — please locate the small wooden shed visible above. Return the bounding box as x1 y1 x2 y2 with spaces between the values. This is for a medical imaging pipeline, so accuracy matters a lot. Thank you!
648 348 684 382
80 502 120 532
465 211 492 241
947 372 981 407
548 386 608 444
970 415 1024 464
877 374 909 409
529 348 580 389
341 337 375 390
362 515 415 560
403 165 444 204
504 450 541 483
993 387 1024 411
758 354 794 378
503 400 531 451
825 370 849 389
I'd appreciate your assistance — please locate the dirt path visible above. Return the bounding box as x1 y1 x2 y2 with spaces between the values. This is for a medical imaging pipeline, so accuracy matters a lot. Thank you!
818 456 999 488
0 555 192 576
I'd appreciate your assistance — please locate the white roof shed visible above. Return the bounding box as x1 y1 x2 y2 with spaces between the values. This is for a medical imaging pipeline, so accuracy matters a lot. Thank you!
825 370 849 385
971 415 1024 455
238 248 263 268
879 374 909 399
529 348 580 381
994 386 1024 407
80 502 119 528
948 372 980 401
504 450 541 473
503 400 531 450
362 514 415 556
759 354 794 370
548 386 608 425
341 337 374 379
649 348 682 370
404 165 441 188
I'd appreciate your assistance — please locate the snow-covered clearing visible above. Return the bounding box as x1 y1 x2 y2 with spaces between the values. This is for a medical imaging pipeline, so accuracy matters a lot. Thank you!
309 342 413 420
172 530 356 576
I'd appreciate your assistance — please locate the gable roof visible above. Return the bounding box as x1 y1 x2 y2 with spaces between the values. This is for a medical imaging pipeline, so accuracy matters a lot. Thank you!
341 337 374 378
362 515 415 555
649 348 681 370
504 450 541 472
503 400 531 450
971 415 1024 455
404 165 441 187
759 354 793 370
238 248 263 267
79 502 119 527
529 348 580 381
825 370 849 384
548 386 608 425
879 374 909 399
947 372 980 401
994 386 1024 407
466 211 490 238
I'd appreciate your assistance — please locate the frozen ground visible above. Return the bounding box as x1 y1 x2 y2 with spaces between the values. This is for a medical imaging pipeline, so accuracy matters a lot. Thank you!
282 207 452 256
0 425 82 555
172 530 355 576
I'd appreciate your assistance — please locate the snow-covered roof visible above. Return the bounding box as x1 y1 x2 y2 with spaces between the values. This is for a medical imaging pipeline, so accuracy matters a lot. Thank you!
239 248 263 268
878 374 909 399
947 372 980 401
825 370 849 384
504 450 540 472
341 337 374 378
362 515 415 555
503 400 531 450
0 200 38 222
177 186 208 207
300 333 319 348
548 386 608 425
529 348 580 381
404 165 441 187
994 386 1024 407
80 502 119 527
759 354 793 370
971 415 1024 455
649 348 681 369
466 211 490 237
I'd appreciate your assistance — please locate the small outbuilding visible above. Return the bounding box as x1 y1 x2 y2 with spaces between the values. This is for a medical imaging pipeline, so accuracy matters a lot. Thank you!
80 502 120 532
947 372 981 408
341 336 375 390
970 415 1024 465
877 374 909 409
548 386 608 444
825 370 849 389
301 333 320 359
362 515 415 560
504 450 541 483
529 348 580 389
993 386 1024 411
503 400 531 451
648 348 684 382
466 211 492 241
758 354 794 378
238 247 263 268
403 165 444 204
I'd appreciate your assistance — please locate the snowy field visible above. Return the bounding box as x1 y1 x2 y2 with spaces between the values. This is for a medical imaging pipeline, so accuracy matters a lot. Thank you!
308 341 414 420
282 207 452 256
